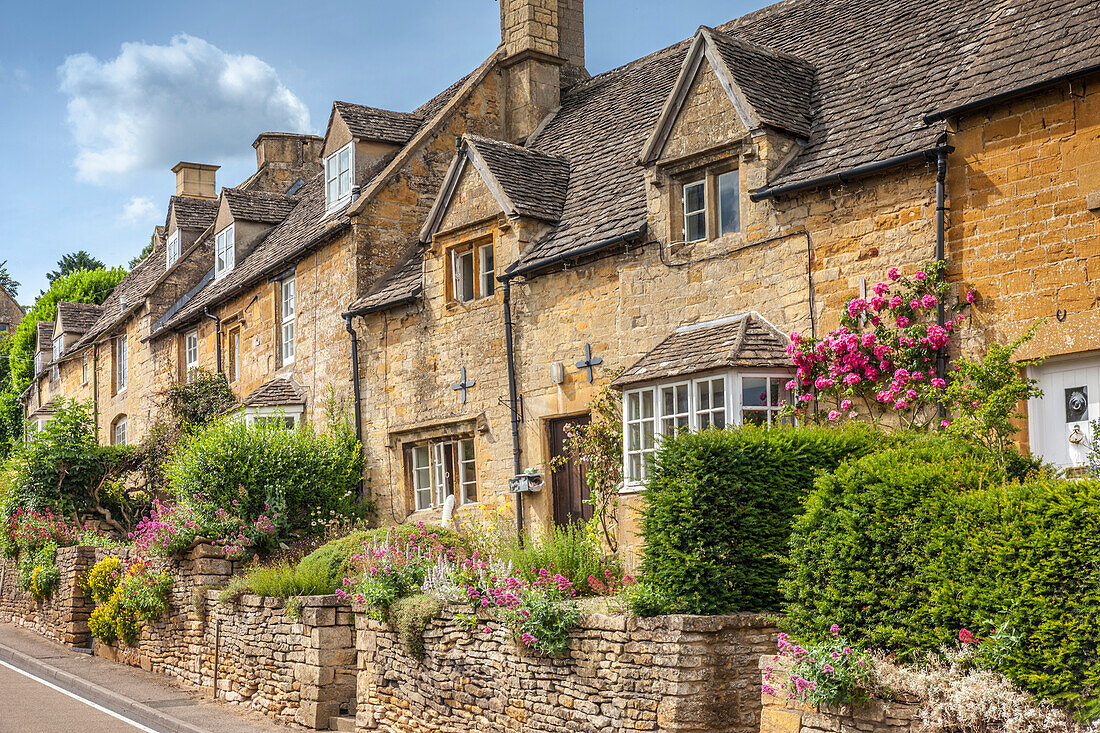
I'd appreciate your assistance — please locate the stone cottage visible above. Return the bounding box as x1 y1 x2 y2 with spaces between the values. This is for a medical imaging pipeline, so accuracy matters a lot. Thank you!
0 284 22 336
20 0 1100 557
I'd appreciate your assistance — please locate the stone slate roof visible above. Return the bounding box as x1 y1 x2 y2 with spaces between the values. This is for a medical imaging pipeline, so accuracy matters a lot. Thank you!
466 135 570 223
159 176 347 333
333 102 424 145
224 189 298 224
505 0 1100 269
56 302 104 334
238 377 306 408
706 28 814 138
30 397 61 418
71 241 171 351
169 195 219 230
612 313 792 387
347 247 424 314
36 322 54 351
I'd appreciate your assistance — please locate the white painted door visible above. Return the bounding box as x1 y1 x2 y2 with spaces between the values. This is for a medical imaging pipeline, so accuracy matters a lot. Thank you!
1028 355 1100 470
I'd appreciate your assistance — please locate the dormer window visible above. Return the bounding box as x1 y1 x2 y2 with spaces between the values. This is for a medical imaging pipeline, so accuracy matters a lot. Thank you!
215 224 235 279
53 336 63 361
676 167 741 243
34 353 41 375
325 143 353 211
683 180 706 242
166 230 180 268
447 241 495 304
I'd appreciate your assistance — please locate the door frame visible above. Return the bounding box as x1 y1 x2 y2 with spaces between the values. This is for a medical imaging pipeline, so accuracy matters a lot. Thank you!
545 412 593 528
1027 351 1100 468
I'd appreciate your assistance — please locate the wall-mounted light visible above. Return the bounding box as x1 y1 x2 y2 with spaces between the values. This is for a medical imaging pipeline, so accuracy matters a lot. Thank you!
550 361 565 384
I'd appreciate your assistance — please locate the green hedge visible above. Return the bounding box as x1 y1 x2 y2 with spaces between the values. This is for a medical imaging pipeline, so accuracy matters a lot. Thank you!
165 417 362 533
638 424 888 615
782 441 1100 717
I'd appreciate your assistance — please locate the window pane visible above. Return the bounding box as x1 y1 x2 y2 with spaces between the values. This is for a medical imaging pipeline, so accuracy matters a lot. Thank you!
684 180 706 242
627 392 640 421
663 387 675 416
684 181 704 213
719 171 740 235
641 390 654 419
629 454 642 480
686 212 706 242
642 422 655 449
713 411 726 429
700 413 711 429
461 252 474 302
479 245 495 297
742 377 768 407
697 383 710 411
629 424 640 451
712 379 725 408
743 410 768 427
770 378 780 408
676 384 688 413
339 146 350 173
282 322 294 360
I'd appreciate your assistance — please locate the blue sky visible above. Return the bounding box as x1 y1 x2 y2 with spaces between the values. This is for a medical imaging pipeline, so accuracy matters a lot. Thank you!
0 0 766 302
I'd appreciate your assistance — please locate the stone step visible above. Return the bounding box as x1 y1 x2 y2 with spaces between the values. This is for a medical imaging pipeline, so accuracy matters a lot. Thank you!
329 715 356 732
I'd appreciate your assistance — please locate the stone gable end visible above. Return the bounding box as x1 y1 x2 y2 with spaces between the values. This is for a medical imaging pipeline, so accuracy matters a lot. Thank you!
437 163 505 236
660 59 750 163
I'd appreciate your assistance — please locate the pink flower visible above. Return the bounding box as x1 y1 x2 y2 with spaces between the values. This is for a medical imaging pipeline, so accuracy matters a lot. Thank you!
931 378 946 389
888 267 901 281
915 270 928 281
896 316 910 327
921 294 938 309
940 419 952 428
895 399 909 410
873 282 889 296
830 623 841 637
965 291 977 303
888 296 903 309
828 410 841 421
840 399 852 410
959 628 977 645
848 411 858 419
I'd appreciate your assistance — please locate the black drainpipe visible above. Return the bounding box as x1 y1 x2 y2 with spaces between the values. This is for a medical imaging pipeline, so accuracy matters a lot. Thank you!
501 277 525 543
344 314 364 446
203 308 222 374
935 148 949 385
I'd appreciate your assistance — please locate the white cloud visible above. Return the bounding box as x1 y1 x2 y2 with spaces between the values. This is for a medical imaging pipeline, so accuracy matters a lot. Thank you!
59 35 311 184
121 196 158 224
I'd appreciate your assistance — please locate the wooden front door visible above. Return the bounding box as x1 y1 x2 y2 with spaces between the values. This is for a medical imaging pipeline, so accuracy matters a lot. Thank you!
548 414 593 527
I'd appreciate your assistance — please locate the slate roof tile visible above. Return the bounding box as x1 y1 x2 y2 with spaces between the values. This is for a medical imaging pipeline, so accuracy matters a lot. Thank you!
333 101 424 145
56 302 104 334
347 246 424 314
466 135 570 222
36 322 54 351
224 189 298 224
612 312 792 387
238 377 307 408
71 240 170 350
169 195 219 230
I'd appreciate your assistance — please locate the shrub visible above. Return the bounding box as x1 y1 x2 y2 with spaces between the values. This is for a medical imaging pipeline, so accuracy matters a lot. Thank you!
503 521 618 597
639 424 887 615
84 558 171 645
763 626 879 706
164 417 362 537
82 557 122 605
782 442 1100 718
467 568 580 656
236 560 333 598
19 542 60 600
117 560 172 621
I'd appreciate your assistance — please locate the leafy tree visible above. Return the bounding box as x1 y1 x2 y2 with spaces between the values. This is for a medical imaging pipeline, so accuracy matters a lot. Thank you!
0 267 126 456
46 251 107 284
128 234 156 269
0 260 19 298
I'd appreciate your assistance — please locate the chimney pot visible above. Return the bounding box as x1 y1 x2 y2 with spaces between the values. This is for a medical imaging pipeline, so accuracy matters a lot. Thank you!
171 162 219 200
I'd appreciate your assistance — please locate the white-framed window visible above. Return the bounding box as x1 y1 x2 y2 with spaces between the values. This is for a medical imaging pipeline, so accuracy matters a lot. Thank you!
53 335 63 361
215 224 235 279
112 415 127 446
281 276 295 365
451 248 475 303
325 142 354 211
245 408 300 430
478 244 495 298
718 170 740 235
409 437 478 511
683 179 706 242
184 330 199 381
166 230 180 268
81 353 89 385
115 335 127 393
34 353 41 375
623 370 792 486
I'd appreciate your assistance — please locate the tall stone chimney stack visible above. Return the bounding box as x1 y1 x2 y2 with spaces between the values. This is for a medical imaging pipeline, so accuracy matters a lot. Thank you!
171 162 219 199
499 0 587 143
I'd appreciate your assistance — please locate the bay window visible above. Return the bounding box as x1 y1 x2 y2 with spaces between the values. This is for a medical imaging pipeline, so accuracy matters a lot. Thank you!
623 370 791 485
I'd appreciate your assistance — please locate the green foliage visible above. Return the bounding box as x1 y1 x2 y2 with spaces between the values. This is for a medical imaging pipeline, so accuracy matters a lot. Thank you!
508 585 579 656
164 417 362 536
3 400 139 531
86 559 171 646
944 328 1043 461
0 266 125 455
296 523 466 592
0 259 19 297
389 593 444 661
47 251 106 284
18 542 60 600
118 561 172 621
782 442 1100 718
503 520 617 597
82 558 122 605
164 370 236 428
638 424 887 615
237 560 334 598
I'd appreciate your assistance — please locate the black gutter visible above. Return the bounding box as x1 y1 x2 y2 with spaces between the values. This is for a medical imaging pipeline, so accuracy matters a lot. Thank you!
203 308 223 374
923 63 1100 124
343 314 364 447
750 146 955 201
501 277 525 543
503 226 647 279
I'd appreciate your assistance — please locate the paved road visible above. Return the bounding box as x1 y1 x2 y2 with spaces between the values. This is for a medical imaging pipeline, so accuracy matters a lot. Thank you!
0 661 154 733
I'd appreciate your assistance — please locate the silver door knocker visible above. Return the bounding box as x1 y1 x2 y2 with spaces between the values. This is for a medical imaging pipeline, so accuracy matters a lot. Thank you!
1069 424 1085 444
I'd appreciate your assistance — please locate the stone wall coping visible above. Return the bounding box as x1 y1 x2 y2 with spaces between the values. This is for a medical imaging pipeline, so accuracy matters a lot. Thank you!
357 602 770 632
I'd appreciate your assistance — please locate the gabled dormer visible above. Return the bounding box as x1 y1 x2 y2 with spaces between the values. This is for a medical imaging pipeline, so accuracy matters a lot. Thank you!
34 321 54 376
418 134 569 305
212 189 297 280
164 166 220 271
51 302 104 362
639 27 814 247
321 102 424 213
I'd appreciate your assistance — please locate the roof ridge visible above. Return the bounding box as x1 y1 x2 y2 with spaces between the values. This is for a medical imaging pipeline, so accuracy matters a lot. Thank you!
704 25 816 69
333 100 424 119
465 134 570 162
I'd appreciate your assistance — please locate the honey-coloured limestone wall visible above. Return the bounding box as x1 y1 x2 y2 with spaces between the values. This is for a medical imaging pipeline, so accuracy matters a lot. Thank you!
355 606 778 733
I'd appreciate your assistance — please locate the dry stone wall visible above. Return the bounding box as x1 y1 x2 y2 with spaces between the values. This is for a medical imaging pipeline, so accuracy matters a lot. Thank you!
0 545 97 645
355 606 778 733
760 692 921 733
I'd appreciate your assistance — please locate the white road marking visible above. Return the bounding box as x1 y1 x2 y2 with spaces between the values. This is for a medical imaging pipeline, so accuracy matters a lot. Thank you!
0 659 161 733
